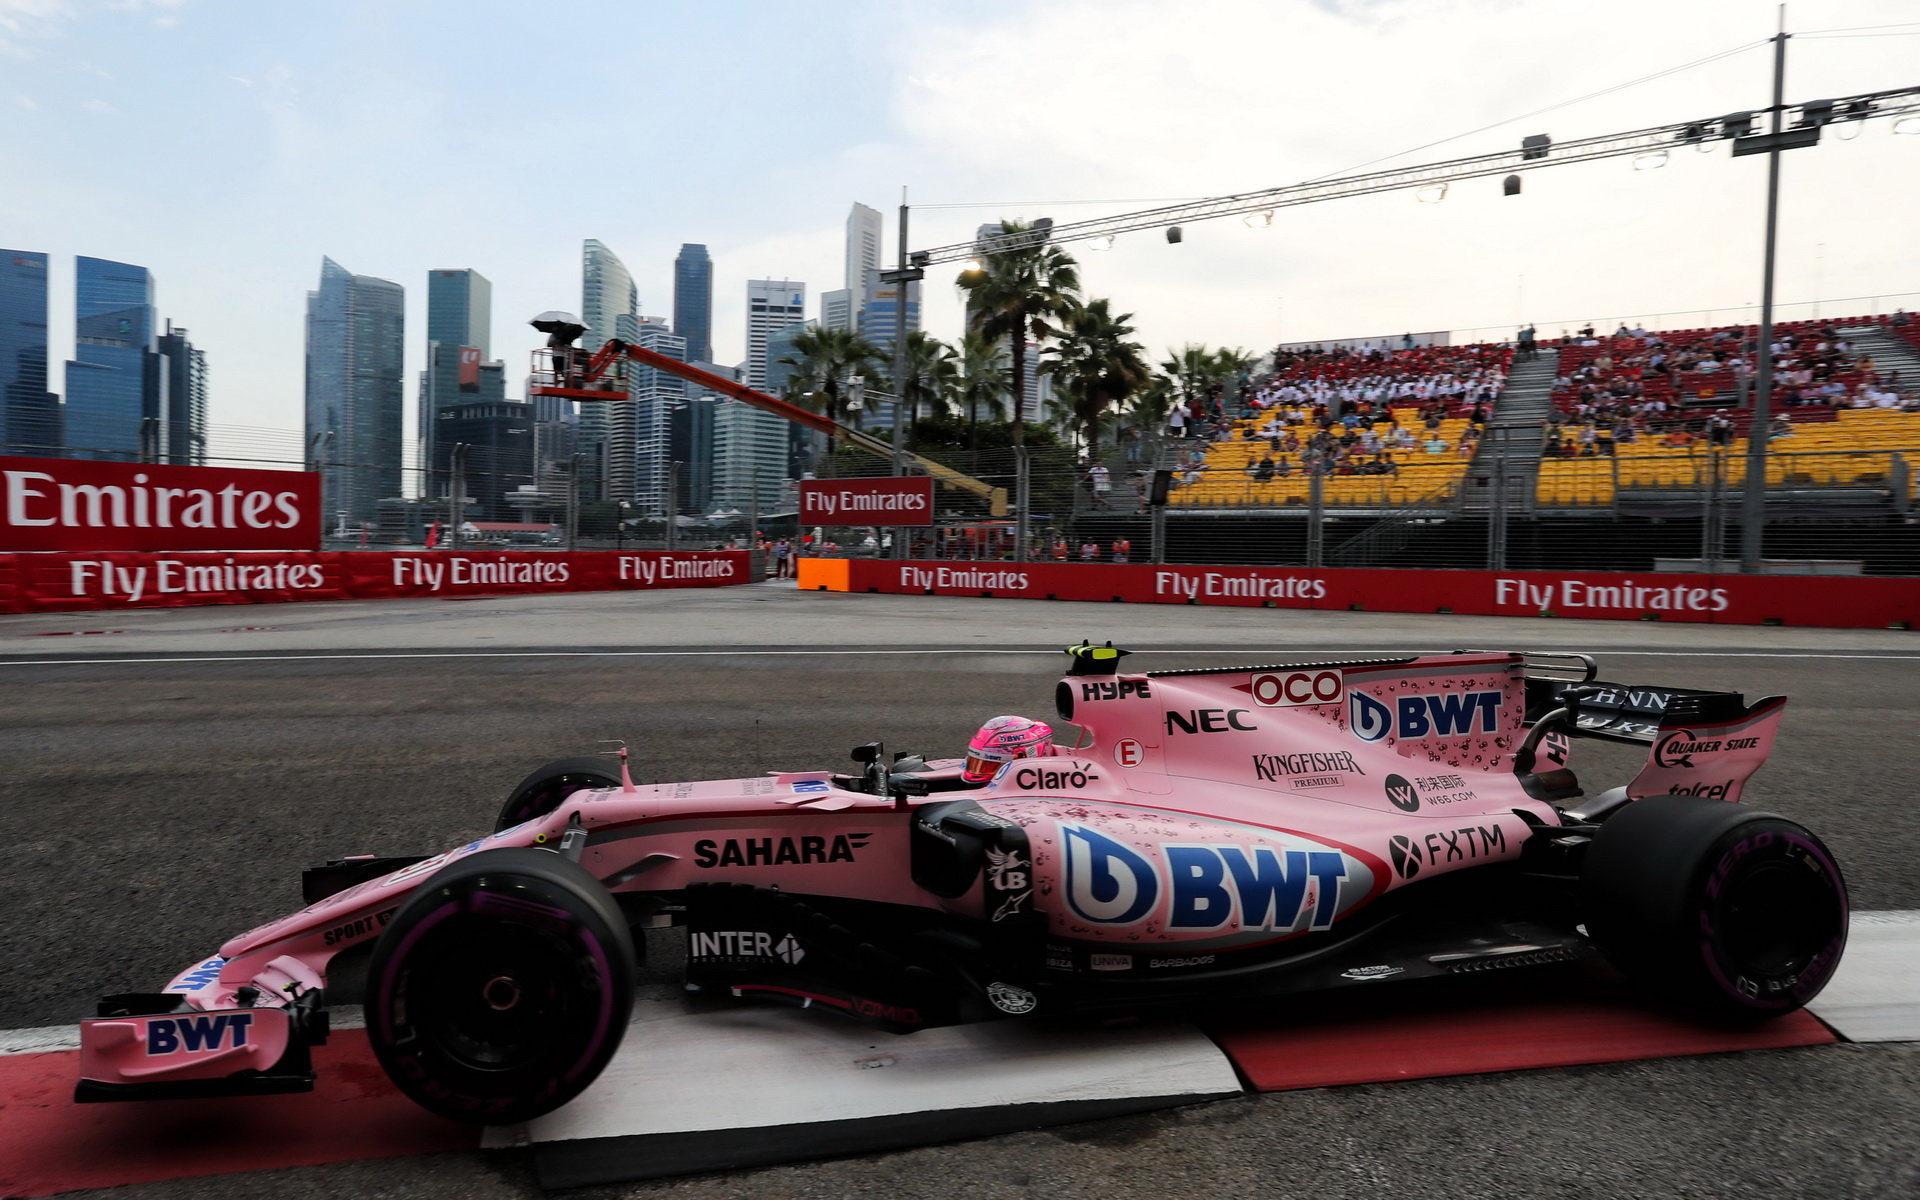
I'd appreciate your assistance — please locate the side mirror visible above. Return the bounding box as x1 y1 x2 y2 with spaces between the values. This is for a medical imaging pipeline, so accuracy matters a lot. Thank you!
890 776 930 798
850 742 883 766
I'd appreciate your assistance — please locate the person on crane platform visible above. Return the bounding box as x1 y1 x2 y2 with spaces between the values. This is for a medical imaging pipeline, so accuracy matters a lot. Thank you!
530 312 589 390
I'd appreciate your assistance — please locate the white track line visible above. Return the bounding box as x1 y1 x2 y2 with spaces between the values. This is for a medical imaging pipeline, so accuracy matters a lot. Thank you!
8 918 1914 1057
1 648 1916 668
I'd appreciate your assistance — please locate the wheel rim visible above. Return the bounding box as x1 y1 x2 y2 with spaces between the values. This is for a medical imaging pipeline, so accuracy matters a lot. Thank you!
1708 838 1845 997
407 914 586 1073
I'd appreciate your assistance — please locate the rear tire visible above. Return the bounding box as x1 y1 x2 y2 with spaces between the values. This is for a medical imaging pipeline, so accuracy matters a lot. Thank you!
365 847 635 1124
495 757 621 832
1581 794 1848 1019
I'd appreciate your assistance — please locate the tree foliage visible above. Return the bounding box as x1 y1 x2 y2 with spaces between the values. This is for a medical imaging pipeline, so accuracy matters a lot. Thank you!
957 220 1081 445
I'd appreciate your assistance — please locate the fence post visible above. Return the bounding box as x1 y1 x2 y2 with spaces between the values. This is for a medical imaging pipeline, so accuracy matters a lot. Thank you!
1306 467 1325 568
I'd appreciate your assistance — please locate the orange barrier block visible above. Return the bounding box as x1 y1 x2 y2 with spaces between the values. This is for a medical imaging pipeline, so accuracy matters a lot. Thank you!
797 557 850 592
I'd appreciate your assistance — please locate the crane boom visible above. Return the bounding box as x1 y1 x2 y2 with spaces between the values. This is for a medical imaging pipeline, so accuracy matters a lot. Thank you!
530 340 1008 515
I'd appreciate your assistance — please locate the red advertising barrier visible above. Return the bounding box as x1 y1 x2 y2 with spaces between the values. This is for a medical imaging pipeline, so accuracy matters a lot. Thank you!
0 551 750 614
811 560 1920 629
798 477 934 526
1 456 322 552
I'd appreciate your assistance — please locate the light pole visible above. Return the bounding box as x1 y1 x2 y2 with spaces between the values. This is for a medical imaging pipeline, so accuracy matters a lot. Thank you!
448 442 469 550
880 189 926 562
1738 13 1791 574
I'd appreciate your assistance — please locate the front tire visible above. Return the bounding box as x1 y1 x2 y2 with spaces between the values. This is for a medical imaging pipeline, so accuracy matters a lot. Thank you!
495 757 622 832
1581 795 1848 1019
365 847 636 1124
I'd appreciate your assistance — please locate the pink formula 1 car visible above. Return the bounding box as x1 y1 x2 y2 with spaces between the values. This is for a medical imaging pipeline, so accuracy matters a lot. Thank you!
78 645 1849 1124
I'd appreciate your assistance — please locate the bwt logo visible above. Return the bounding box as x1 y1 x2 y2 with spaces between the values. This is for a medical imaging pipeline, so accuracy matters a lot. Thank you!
144 1012 253 1056
1349 690 1502 742
1061 824 1353 932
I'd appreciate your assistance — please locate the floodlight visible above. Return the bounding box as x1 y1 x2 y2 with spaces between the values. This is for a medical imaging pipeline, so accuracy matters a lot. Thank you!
1633 151 1669 170
1896 116 1920 135
1416 184 1447 203
1242 210 1274 228
1087 235 1115 251
1166 226 1183 244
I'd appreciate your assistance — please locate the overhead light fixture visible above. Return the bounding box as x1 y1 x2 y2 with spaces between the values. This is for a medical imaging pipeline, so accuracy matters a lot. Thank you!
1896 116 1920 135
1087 235 1115 251
1836 122 1863 141
962 257 983 272
1242 210 1274 228
1165 226 1183 244
1416 184 1447 203
1633 151 1669 170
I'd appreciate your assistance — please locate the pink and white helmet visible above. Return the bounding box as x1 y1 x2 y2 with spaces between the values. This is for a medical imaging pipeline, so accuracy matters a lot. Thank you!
963 715 1056 781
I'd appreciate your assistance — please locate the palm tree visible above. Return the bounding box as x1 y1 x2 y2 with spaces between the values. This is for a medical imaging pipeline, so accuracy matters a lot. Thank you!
1161 343 1217 413
955 332 1011 443
891 331 960 424
1044 298 1151 449
958 220 1081 445
777 325 886 435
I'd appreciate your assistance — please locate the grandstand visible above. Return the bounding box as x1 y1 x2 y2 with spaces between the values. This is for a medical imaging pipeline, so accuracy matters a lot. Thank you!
1161 317 1917 516
1168 342 1511 510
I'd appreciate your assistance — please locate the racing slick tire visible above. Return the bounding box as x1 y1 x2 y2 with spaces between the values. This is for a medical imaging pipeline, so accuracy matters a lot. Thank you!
495 757 622 832
365 847 636 1124
1580 794 1848 1020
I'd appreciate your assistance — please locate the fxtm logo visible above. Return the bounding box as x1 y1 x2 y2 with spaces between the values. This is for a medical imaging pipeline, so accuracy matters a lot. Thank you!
1061 824 1352 932
1349 691 1502 742
1387 824 1508 880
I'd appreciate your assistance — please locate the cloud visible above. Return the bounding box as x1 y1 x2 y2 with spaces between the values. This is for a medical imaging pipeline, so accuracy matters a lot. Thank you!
0 0 74 55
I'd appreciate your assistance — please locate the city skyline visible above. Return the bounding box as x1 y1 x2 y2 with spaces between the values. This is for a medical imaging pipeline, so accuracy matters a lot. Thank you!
3 0 1918 447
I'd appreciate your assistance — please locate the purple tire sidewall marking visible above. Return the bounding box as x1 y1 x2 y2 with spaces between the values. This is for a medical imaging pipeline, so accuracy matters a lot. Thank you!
1697 829 1848 1009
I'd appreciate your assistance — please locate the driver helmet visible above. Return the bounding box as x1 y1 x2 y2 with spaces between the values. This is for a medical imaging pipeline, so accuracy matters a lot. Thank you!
963 715 1056 782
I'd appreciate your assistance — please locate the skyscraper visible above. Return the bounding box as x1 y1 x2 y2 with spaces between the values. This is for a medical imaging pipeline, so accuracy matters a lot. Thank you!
305 257 404 531
434 397 532 522
624 318 686 517
846 202 883 321
744 279 805 391
579 240 637 503
0 249 60 457
154 320 207 464
858 281 921 359
820 289 854 332
418 268 495 490
672 244 713 365
64 255 156 460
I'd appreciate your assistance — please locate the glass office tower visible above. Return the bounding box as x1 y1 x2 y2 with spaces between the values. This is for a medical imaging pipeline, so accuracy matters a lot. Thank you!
0 249 60 456
64 255 156 461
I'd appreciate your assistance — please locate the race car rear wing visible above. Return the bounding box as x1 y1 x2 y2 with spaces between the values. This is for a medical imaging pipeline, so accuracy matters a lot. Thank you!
1515 652 1787 805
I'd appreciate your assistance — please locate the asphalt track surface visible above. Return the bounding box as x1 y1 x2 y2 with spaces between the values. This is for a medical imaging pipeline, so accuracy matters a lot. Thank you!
3 582 1918 1199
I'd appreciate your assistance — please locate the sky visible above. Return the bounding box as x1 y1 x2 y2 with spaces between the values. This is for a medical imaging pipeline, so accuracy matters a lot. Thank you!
4 0 1918 449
